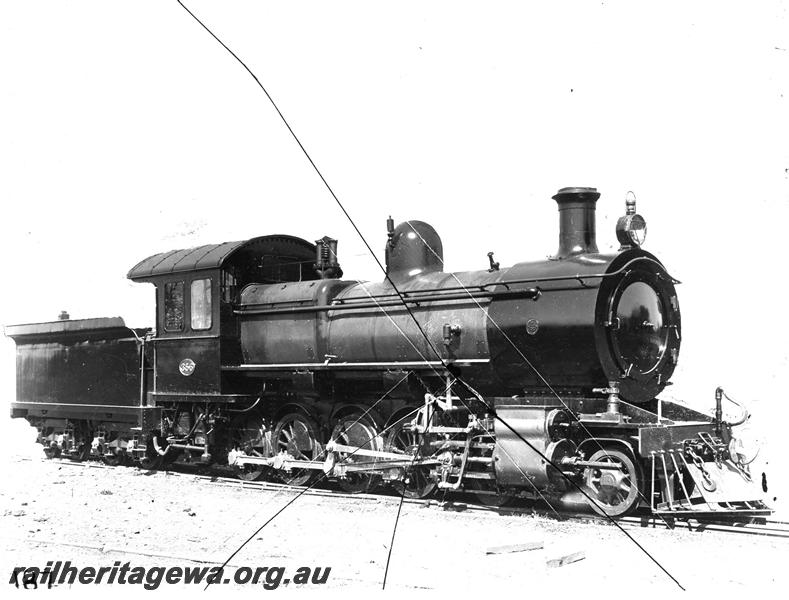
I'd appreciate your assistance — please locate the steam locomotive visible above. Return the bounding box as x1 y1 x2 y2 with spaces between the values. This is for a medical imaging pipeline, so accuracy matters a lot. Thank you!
5 188 768 518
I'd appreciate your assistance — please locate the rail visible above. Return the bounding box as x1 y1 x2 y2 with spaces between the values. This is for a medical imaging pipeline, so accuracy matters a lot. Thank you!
31 457 785 540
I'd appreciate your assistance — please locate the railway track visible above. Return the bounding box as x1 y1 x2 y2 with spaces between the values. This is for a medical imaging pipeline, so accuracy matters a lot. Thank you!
30 456 789 541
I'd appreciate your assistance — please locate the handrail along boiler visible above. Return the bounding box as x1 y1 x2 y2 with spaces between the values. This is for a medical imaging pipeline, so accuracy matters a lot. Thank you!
5 188 767 518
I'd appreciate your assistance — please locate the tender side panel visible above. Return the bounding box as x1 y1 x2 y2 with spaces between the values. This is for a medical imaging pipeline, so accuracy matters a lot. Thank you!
7 319 144 415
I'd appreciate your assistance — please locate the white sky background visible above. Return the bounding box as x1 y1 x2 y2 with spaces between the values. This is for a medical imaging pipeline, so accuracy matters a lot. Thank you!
1 1 787 504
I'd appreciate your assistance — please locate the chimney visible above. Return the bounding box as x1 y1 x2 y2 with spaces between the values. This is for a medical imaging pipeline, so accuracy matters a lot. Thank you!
552 187 600 258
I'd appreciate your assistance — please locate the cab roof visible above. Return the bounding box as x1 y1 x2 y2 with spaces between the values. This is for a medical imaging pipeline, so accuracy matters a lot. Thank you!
127 235 317 282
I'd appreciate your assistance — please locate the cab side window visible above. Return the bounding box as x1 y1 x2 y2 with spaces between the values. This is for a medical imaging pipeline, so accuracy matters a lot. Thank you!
190 278 213 330
164 281 185 332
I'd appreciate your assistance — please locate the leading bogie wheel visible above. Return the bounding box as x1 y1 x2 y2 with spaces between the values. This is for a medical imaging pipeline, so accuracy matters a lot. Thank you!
465 480 513 508
583 448 642 518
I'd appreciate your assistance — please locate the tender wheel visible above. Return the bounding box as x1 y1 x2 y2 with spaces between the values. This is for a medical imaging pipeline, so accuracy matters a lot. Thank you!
330 414 382 494
583 449 642 517
102 450 123 467
138 438 163 470
138 455 162 470
272 413 322 487
67 424 93 462
72 443 92 462
384 415 437 499
101 434 126 466
40 427 60 459
233 416 271 482
43 443 61 460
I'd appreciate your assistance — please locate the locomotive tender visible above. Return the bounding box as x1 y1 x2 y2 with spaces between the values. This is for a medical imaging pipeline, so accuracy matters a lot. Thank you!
5 188 767 518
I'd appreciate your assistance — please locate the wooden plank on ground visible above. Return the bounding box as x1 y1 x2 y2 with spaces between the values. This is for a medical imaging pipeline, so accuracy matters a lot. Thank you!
485 541 544 555
546 551 585 567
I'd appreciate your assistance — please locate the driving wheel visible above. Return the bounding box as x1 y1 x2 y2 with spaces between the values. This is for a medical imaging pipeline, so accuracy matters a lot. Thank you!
384 416 436 499
330 414 382 494
272 413 322 487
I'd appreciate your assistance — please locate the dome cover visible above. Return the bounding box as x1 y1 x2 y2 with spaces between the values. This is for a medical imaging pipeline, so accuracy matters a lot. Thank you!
386 220 444 281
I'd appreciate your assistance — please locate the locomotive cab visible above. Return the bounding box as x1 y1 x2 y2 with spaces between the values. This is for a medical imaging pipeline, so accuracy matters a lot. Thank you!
127 235 318 403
